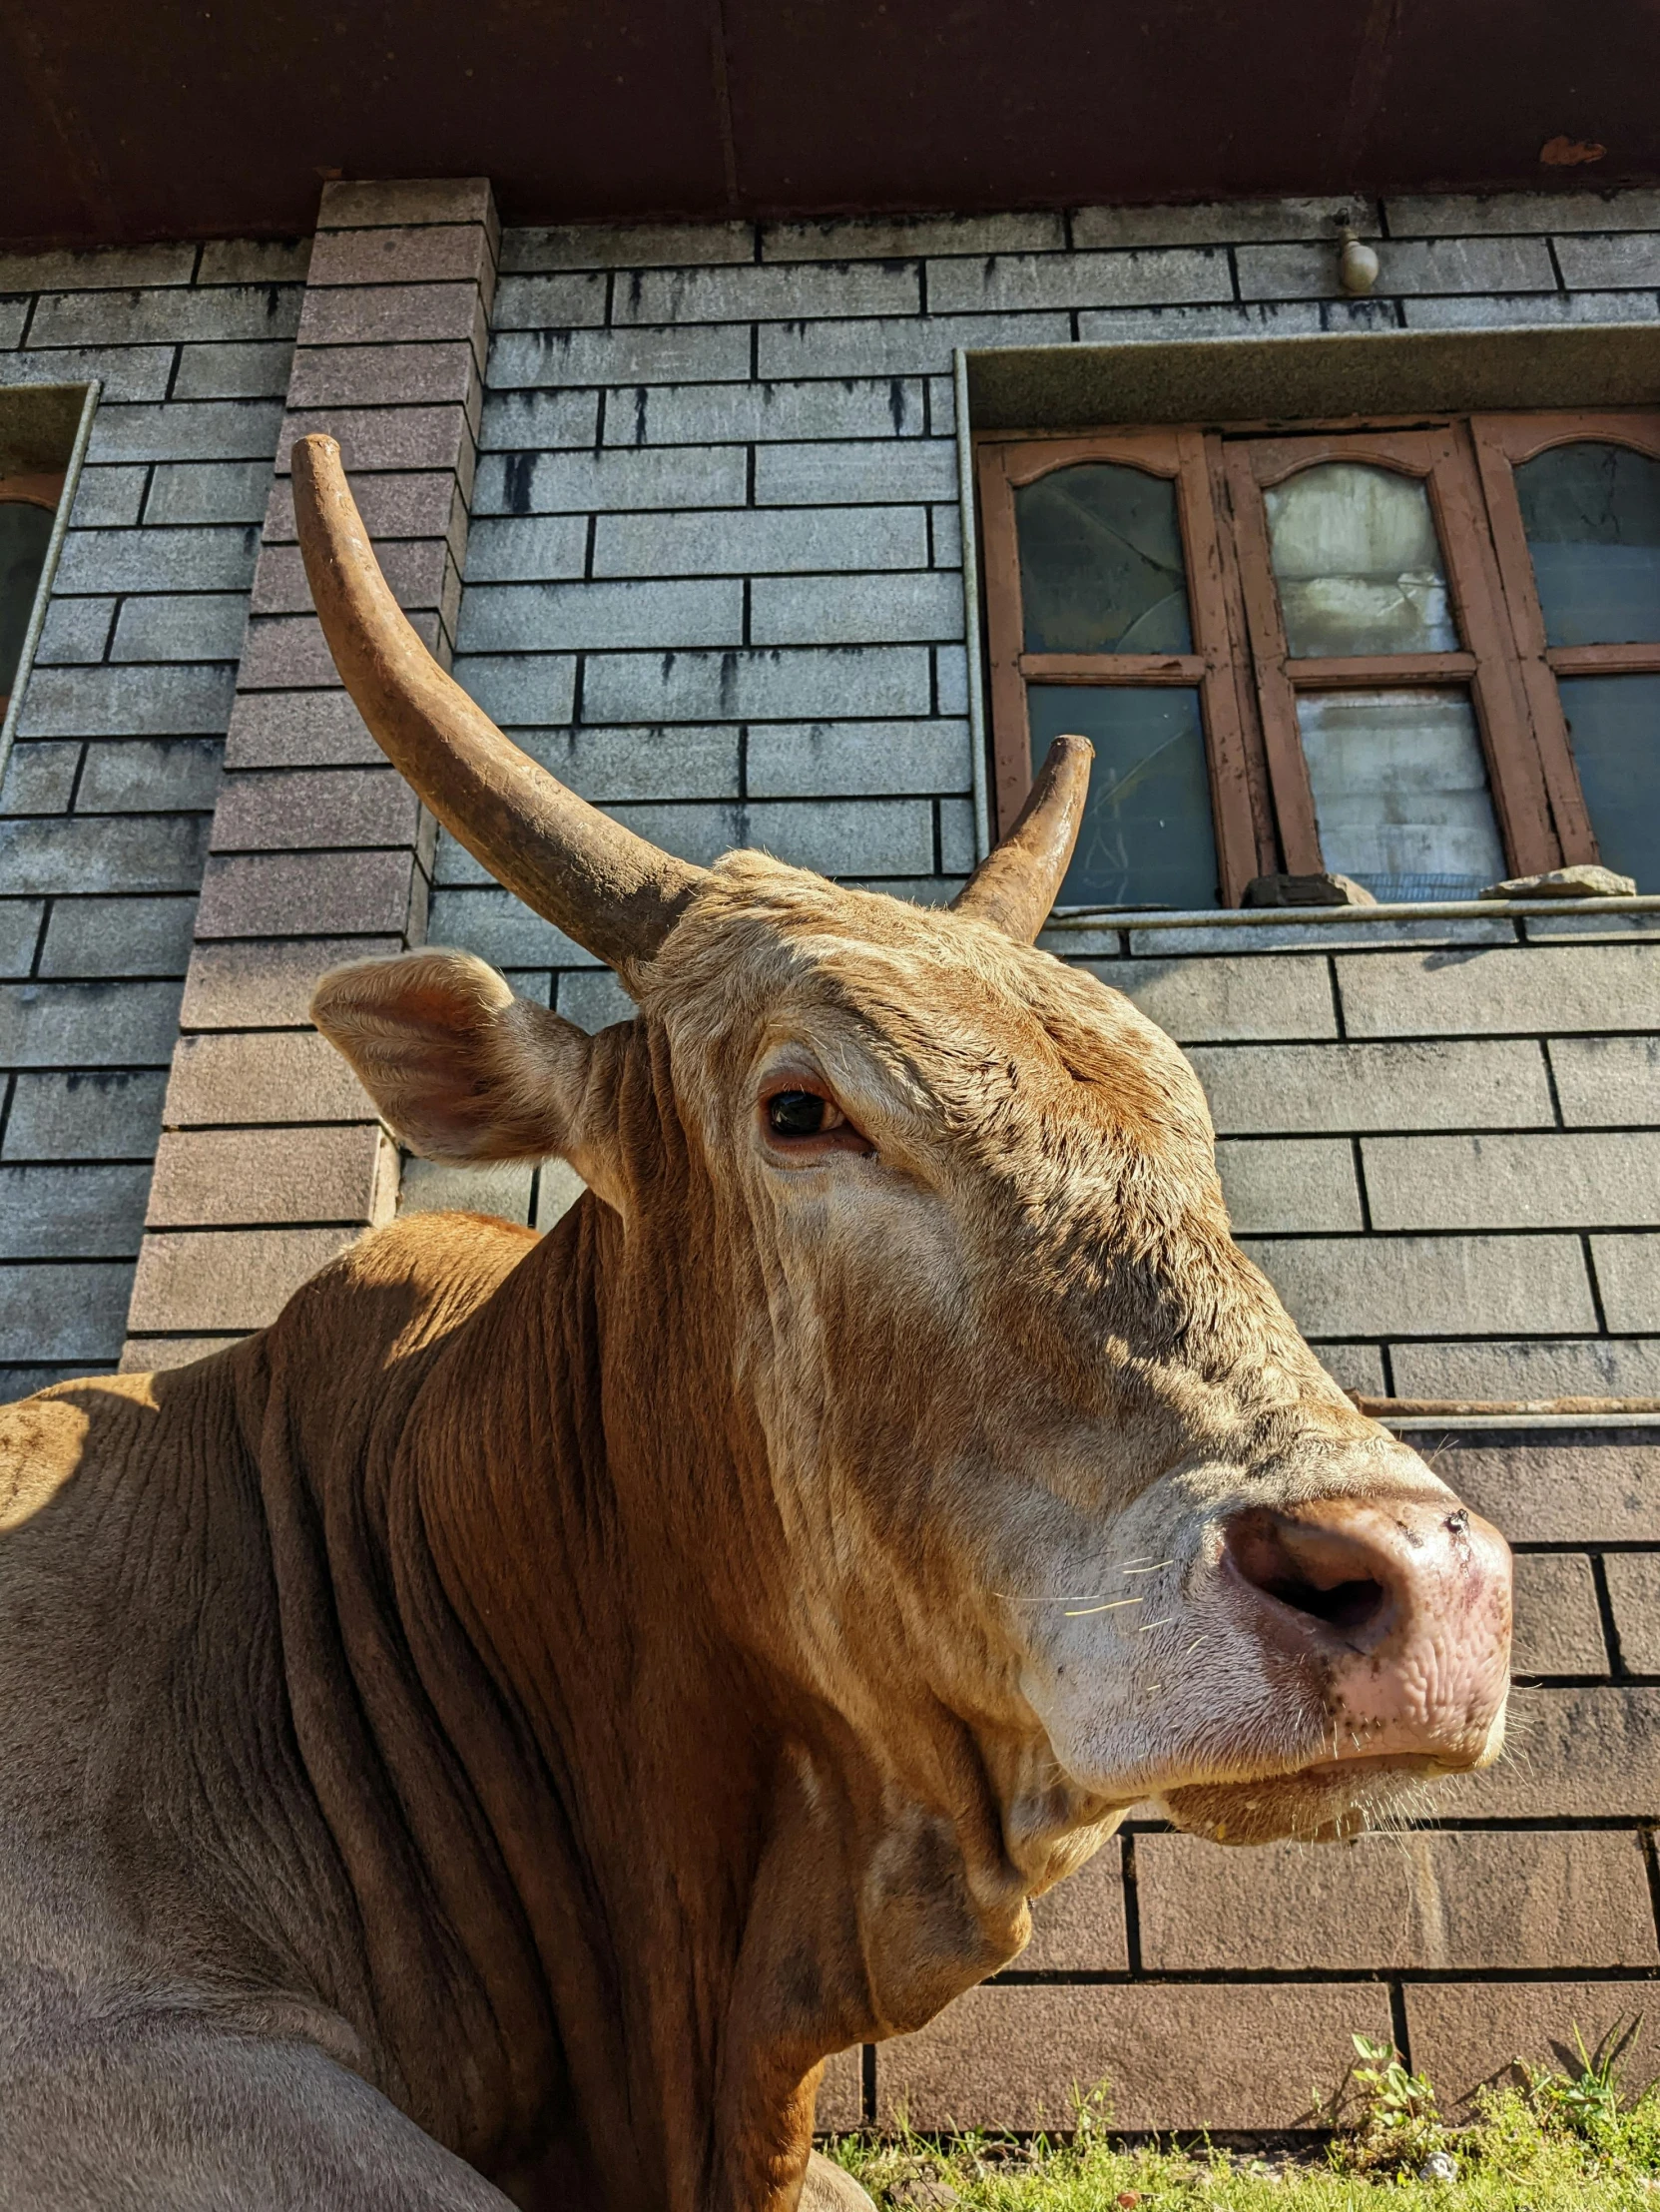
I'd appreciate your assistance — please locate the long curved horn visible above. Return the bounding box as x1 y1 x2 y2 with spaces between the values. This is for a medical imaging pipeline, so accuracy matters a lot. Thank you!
951 733 1093 942
290 434 704 973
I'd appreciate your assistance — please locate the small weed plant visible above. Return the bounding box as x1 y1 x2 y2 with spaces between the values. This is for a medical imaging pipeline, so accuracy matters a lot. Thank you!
827 2015 1660 2210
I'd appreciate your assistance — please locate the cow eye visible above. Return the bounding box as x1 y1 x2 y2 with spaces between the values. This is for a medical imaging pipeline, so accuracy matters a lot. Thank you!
768 1089 832 1138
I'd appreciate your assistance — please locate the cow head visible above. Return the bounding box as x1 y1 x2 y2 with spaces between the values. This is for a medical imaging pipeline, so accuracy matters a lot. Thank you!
292 437 1510 1930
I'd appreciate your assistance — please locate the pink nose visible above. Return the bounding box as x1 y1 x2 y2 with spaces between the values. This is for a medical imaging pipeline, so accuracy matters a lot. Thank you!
1223 1494 1512 1769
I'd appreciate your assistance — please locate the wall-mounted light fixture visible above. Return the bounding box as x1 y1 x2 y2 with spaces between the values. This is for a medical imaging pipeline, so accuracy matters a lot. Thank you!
1336 219 1381 296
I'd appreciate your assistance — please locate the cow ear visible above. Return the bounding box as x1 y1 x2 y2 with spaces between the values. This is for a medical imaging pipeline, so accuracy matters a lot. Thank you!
311 949 616 1181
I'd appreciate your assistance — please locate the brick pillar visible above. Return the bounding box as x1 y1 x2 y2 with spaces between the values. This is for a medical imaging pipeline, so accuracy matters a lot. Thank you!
124 179 497 1368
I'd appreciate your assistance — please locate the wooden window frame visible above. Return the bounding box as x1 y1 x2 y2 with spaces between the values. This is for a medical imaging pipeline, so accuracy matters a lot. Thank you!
976 409 1660 906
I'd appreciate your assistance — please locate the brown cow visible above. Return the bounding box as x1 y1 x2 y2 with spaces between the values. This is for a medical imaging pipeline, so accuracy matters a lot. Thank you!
0 437 1510 2212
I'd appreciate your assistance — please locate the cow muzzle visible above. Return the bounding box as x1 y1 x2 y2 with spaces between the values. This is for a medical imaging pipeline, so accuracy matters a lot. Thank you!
1164 1490 1511 1844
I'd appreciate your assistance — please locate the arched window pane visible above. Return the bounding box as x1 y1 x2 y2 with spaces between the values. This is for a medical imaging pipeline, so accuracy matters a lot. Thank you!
1264 463 1457 658
1515 441 1660 647
0 502 55 700
1015 464 1192 655
1029 684 1218 909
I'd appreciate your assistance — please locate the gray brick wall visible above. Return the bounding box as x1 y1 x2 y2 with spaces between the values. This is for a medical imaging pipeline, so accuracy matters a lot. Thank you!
0 239 304 1389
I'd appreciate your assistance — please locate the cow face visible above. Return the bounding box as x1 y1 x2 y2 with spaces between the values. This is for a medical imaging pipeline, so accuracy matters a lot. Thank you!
295 432 1510 1899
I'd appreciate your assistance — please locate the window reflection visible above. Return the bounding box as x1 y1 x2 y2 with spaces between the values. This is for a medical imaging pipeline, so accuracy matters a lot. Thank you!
1016 463 1192 656
1515 441 1660 647
1297 688 1503 900
1265 463 1457 658
1029 684 1218 908
1556 673 1659 888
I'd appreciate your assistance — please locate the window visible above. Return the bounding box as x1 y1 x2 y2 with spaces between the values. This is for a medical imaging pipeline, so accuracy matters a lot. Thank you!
977 411 1660 906
0 471 63 721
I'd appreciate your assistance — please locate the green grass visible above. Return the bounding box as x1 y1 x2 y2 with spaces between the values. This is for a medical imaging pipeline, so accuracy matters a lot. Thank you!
825 2025 1660 2211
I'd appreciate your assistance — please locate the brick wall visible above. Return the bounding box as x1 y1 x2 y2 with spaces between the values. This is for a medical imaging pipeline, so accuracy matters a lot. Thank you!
0 238 305 1392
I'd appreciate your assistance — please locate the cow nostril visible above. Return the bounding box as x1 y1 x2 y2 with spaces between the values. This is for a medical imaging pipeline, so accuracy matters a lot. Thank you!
1260 1572 1387 1635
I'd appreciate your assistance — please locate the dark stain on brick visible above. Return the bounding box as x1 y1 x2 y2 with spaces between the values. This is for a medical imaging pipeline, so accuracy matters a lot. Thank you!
502 453 536 515
631 386 648 446
719 650 739 712
887 377 908 431
628 271 645 310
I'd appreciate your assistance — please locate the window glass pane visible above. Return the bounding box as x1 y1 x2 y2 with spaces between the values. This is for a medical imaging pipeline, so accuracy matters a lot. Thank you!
1297 688 1503 900
1016 464 1192 655
0 502 56 701
1515 441 1660 647
1557 673 1660 888
1029 685 1217 908
1264 462 1457 658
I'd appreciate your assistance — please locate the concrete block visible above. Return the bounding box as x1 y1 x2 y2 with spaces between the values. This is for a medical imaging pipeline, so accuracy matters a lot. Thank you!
1549 1036 1660 1126
489 271 615 331
1215 1138 1363 1234
0 742 79 815
756 312 1071 381
297 280 493 347
3 1070 167 1161
0 815 212 896
56 524 260 596
1365 1131 1660 1230
815 2046 862 2134
68 467 147 527
462 515 588 582
236 615 352 691
1340 943 1660 1037
1510 1552 1609 1676
1136 1828 1651 1970
128 1225 360 1333
615 379 927 445
0 1162 151 1258
75 738 222 813
581 646 932 726
0 897 42 979
501 222 751 272
1403 289 1659 331
398 1155 535 1225
1 1363 122 1396
473 445 748 516
1018 1838 1127 1971
535 1158 585 1229
181 936 402 1029
457 579 741 654
171 342 294 400
1438 1685 1660 1816
488 323 750 390
1603 1552 1660 1672
1385 189 1660 235
1434 1430 1660 1544
1591 1235 1660 1331
28 285 302 348
426 887 589 970
615 263 920 325
1186 1039 1554 1135
750 571 964 646
450 654 577 729
1408 1981 1660 2120
938 798 974 875
0 1262 134 1363
110 593 249 663
145 459 275 525
1074 197 1376 249
593 506 927 579
1556 233 1660 286
0 978 184 1066
34 598 116 665
754 438 959 507
934 645 969 714
1311 1343 1386 1395
1238 236 1556 299
1083 953 1336 1044
195 849 417 938
317 178 494 231
927 375 955 433
225 691 383 770
476 389 601 452
116 1337 243 1373
6 347 174 401
746 721 970 799
275 405 472 476
306 228 491 291
197 239 313 284
210 767 419 853
38 896 198 978
554 968 635 1034
877 1982 1389 2133
1075 297 1401 345
87 400 284 465
252 536 452 617
451 725 741 805
436 800 739 882
765 212 1065 261
1390 1337 1660 1401
165 1028 375 1126
0 244 196 290
743 799 935 877
147 1124 394 1228
285 340 478 412
1241 1233 1597 1337
263 470 463 548
929 247 1231 314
